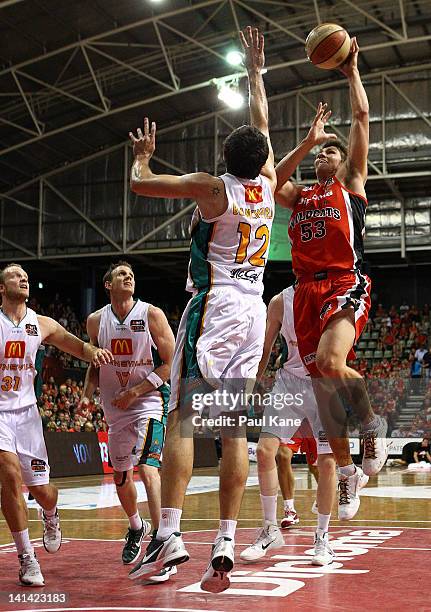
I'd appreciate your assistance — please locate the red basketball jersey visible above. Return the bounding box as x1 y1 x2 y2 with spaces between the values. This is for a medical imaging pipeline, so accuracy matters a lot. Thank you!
288 176 367 277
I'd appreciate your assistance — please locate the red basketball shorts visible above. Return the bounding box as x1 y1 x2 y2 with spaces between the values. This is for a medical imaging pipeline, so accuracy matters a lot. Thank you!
293 270 371 376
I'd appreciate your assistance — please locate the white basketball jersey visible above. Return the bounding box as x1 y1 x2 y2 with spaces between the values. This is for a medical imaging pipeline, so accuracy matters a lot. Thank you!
98 300 164 431
186 173 274 296
0 307 41 411
279 286 308 379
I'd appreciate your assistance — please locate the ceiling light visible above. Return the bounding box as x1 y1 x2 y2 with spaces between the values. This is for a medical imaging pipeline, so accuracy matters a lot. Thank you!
217 85 244 110
226 50 243 66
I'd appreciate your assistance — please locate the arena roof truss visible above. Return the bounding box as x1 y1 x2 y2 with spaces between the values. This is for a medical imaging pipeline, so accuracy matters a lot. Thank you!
0 0 430 264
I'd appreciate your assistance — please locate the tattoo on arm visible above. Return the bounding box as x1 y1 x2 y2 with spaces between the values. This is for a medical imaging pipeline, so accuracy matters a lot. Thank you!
212 186 221 196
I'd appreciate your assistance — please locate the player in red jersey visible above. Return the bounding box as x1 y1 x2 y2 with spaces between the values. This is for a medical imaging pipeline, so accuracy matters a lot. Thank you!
275 38 387 519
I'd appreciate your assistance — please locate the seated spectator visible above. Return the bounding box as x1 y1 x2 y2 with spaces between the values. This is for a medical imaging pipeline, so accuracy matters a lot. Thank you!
413 438 431 463
411 359 422 379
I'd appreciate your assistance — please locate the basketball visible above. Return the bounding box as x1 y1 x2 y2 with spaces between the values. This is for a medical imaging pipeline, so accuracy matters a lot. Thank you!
305 23 351 70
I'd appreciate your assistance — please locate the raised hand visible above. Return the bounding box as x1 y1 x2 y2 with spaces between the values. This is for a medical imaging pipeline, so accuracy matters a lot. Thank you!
306 102 338 145
129 117 156 158
339 37 359 78
239 25 265 73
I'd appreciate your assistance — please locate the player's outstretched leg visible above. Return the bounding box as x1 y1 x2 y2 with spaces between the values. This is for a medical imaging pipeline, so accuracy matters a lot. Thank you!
200 431 248 593
312 453 336 566
240 437 284 563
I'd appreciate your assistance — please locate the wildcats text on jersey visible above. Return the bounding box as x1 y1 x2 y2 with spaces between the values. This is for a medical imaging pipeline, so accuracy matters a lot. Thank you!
289 206 341 230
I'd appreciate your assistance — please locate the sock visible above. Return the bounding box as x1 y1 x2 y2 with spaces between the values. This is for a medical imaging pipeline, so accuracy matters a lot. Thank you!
128 511 142 531
260 494 277 525
43 505 57 518
283 498 295 512
217 519 237 541
338 463 356 478
12 529 33 556
317 513 331 534
157 508 182 539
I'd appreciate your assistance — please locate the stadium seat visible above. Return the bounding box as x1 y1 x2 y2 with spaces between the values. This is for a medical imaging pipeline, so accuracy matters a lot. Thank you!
371 332 379 340
355 350 363 359
362 332 371 340
358 341 367 350
368 341 377 349
374 350 383 359
364 350 374 359
384 350 393 358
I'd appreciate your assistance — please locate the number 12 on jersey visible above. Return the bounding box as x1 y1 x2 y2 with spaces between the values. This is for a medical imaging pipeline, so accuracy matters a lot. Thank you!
235 222 270 267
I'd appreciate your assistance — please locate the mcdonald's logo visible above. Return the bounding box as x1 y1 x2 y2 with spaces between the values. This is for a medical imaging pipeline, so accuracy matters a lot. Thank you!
5 341 26 359
111 338 133 355
244 185 263 204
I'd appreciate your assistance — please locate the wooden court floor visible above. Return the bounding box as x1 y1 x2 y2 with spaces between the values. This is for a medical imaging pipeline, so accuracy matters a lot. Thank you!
1 465 430 611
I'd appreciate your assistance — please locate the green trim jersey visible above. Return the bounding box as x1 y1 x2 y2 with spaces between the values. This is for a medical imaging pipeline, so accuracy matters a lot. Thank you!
98 299 169 433
186 173 275 297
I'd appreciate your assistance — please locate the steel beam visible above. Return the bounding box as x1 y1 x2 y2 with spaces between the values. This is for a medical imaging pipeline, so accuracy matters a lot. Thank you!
85 44 176 92
0 0 224 78
11 71 42 134
81 45 110 112
126 203 196 252
340 0 404 41
384 75 431 129
153 22 180 91
44 180 123 252
234 0 306 44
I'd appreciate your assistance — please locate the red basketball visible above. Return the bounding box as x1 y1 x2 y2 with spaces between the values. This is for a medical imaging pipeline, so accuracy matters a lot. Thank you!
305 23 351 70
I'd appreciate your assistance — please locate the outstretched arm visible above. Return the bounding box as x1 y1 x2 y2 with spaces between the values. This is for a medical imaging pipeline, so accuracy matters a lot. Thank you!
337 37 369 192
275 102 337 209
240 26 276 190
129 117 226 218
38 315 112 367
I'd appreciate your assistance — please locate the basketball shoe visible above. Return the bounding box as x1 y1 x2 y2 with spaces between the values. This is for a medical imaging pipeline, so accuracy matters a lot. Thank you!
200 536 234 593
128 532 189 579
338 466 369 520
141 565 178 584
42 510 62 553
312 531 334 566
122 519 151 564
280 509 299 528
361 415 389 476
18 553 44 587
240 522 284 562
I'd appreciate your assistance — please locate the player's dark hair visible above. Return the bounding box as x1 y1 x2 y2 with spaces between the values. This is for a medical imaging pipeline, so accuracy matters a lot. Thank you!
321 140 348 161
0 262 24 285
223 125 269 179
103 260 133 295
